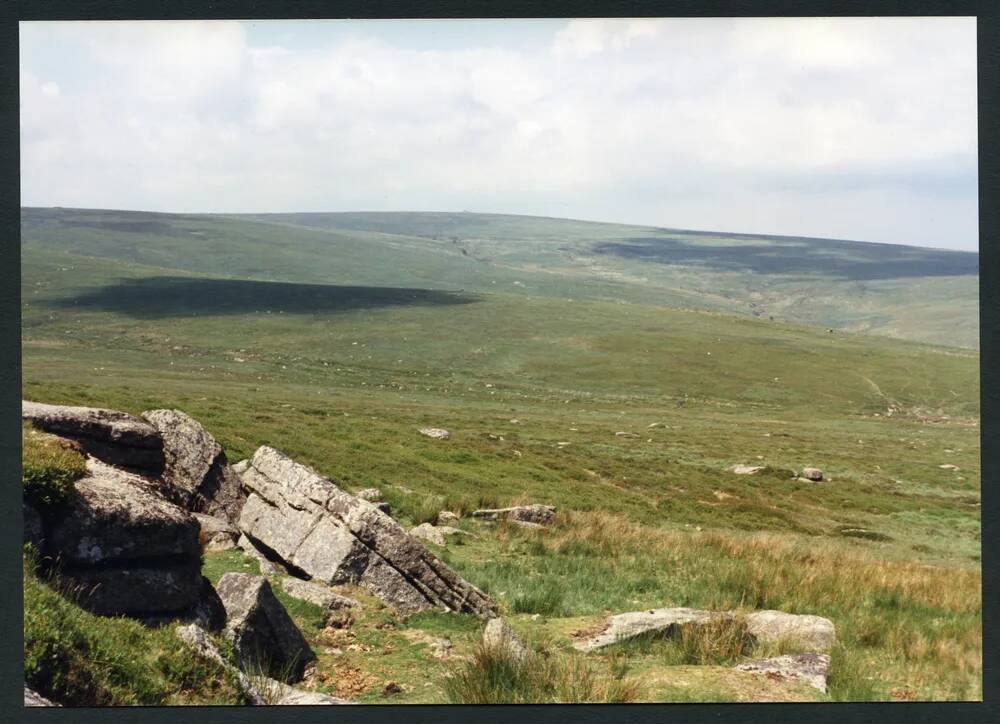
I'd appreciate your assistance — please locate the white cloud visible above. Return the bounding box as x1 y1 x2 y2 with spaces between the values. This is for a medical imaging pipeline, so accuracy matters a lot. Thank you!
19 17 978 249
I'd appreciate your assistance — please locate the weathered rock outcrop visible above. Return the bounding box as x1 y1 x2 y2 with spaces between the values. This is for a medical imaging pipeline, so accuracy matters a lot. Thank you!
472 504 556 527
42 458 205 617
238 446 497 617
216 573 316 683
142 409 246 523
736 653 831 692
572 607 835 653
482 617 529 663
22 401 164 475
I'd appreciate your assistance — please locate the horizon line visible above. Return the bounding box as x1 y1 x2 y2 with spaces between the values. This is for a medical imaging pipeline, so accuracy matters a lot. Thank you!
20 205 980 255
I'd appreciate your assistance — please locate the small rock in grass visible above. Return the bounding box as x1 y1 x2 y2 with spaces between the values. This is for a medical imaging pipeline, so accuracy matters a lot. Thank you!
800 467 824 482
419 427 450 440
355 488 382 502
731 465 765 475
483 617 529 663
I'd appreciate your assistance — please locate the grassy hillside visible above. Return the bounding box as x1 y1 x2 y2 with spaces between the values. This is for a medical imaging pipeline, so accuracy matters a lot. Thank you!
22 207 978 348
20 209 981 702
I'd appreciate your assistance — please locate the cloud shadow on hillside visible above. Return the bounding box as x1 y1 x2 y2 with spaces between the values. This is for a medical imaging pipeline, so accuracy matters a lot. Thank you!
593 237 978 280
52 276 481 319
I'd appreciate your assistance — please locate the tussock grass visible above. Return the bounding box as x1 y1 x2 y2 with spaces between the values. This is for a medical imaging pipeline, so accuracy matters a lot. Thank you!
444 642 641 704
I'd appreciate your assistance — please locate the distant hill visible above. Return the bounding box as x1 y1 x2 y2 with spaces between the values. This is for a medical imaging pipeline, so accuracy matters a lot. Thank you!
21 207 979 348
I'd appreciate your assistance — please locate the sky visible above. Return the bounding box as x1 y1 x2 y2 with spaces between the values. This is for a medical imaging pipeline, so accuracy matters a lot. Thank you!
19 18 978 251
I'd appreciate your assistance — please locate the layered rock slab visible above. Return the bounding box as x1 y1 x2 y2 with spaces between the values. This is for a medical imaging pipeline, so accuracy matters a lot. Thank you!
22 400 164 475
238 446 496 617
43 458 205 617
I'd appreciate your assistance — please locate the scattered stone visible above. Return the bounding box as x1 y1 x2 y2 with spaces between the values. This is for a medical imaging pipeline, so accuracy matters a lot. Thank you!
409 523 471 547
800 467 824 482
437 510 460 525
736 653 831 692
647 422 666 428
194 512 239 551
418 427 450 440
43 458 203 617
731 465 765 475
280 577 361 612
24 686 58 707
482 617 529 663
216 572 316 683
472 504 556 527
142 409 246 523
939 464 960 471
355 488 382 502
238 446 497 617
573 607 835 653
614 431 639 439
22 400 164 474
429 638 452 659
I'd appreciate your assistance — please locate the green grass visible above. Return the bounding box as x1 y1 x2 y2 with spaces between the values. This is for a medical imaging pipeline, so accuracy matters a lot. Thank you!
21 424 87 508
19 208 980 702
23 556 247 706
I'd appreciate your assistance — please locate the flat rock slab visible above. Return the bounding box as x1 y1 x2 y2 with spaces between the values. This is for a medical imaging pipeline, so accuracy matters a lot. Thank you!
22 400 164 474
280 577 361 611
472 504 556 526
216 572 316 683
573 607 835 653
736 653 831 692
238 446 496 618
418 427 450 440
142 409 246 523
194 513 239 551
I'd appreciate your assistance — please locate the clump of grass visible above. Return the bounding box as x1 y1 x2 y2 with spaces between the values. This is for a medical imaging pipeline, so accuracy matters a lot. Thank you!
675 617 755 665
444 643 640 704
23 555 246 706
511 582 565 616
22 424 87 508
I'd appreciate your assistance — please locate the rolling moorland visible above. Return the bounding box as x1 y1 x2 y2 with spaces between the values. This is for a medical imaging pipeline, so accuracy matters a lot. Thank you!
21 207 980 703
